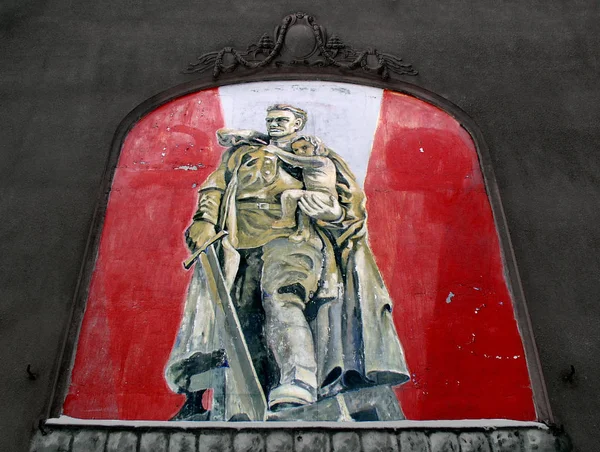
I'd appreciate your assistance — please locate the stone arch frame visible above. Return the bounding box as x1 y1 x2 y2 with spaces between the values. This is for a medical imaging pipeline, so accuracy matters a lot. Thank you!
45 68 553 425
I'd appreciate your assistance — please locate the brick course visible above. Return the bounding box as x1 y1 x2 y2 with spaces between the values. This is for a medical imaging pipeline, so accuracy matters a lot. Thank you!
30 426 571 452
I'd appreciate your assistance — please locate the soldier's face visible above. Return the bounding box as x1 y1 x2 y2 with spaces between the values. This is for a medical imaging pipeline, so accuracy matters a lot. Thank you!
291 140 316 156
266 110 303 137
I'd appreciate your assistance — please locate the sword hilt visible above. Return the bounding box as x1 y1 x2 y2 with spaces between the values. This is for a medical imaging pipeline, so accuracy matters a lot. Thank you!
182 230 228 269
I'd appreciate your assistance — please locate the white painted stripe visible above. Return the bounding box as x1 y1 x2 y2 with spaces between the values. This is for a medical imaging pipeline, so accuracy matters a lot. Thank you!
218 81 384 186
48 415 549 430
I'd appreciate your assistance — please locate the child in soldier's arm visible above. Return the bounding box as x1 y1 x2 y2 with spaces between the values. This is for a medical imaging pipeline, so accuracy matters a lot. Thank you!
268 135 340 240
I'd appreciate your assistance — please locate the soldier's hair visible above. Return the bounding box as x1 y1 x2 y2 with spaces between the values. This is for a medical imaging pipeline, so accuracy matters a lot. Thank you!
291 135 327 156
266 104 308 130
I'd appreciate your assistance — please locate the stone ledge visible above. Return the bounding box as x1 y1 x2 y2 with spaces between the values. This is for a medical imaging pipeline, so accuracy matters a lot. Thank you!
30 425 571 452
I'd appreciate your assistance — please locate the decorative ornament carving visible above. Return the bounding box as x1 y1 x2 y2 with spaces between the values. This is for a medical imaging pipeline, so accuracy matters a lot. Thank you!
185 12 418 79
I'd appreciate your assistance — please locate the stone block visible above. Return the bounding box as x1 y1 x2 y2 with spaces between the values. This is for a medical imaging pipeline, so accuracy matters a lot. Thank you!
199 432 232 452
489 431 521 452
106 431 138 452
266 431 293 452
343 386 405 421
234 432 265 452
458 432 491 452
295 431 331 452
430 432 459 452
361 431 399 452
72 430 107 452
267 386 404 421
170 432 197 452
267 396 348 421
139 432 168 452
331 432 360 452
30 430 72 452
521 429 557 452
399 432 431 452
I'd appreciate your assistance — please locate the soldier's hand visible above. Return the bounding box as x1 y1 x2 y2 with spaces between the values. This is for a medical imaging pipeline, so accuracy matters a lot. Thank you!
186 221 216 251
298 194 343 222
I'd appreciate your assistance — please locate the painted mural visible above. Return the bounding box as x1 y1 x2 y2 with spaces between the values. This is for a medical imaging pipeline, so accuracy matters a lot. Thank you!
63 81 537 422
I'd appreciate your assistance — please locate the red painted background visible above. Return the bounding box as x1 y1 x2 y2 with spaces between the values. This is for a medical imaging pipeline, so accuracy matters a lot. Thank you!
64 88 536 421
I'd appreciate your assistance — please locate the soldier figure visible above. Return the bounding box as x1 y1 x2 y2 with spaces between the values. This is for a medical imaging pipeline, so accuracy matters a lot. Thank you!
166 105 409 420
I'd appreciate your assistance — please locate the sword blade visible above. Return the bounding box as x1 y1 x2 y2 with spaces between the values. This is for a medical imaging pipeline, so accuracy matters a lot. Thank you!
201 246 267 421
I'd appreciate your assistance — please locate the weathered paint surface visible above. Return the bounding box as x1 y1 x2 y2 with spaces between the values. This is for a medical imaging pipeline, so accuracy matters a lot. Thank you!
63 81 535 421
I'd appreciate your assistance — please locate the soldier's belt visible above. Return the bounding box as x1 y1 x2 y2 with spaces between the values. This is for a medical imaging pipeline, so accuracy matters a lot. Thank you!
236 201 281 211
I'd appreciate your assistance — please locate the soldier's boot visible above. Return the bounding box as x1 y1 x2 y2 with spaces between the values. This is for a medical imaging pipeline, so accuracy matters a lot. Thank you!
263 292 318 411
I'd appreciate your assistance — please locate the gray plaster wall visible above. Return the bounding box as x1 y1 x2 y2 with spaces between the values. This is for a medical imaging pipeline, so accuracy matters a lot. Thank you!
0 1 598 451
